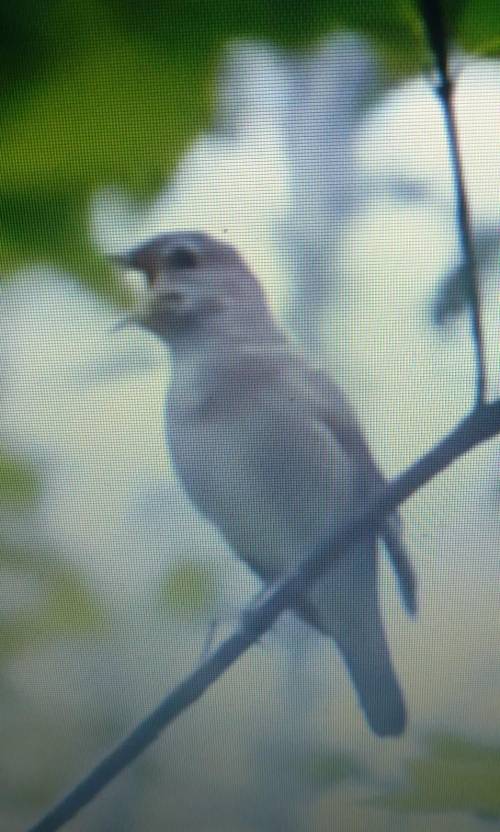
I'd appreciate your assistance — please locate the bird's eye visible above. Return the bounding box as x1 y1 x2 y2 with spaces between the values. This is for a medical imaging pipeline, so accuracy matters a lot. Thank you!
166 247 198 270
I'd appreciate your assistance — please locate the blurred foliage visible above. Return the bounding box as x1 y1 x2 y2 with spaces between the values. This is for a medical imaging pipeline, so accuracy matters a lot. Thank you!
0 686 79 815
374 734 500 818
456 0 500 55
0 451 40 505
0 544 106 660
0 0 498 297
159 561 217 618
300 749 363 788
432 227 500 324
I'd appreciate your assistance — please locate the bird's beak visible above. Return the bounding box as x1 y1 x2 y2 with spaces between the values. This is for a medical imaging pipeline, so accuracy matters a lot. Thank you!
111 297 151 335
110 250 143 333
110 251 136 270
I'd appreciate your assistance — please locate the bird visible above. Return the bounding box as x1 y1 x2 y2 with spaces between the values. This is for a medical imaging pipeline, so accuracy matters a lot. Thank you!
113 230 417 737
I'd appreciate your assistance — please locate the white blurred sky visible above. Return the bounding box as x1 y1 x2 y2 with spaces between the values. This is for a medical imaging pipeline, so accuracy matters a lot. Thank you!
2 39 500 828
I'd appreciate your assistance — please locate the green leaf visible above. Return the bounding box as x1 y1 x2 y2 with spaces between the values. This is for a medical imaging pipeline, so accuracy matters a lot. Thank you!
454 0 500 57
374 734 500 817
0 451 40 505
160 562 216 618
0 545 106 659
300 749 363 787
0 24 215 299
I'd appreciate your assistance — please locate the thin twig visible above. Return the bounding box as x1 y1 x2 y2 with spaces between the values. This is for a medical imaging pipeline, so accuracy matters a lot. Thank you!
27 398 500 832
418 0 486 406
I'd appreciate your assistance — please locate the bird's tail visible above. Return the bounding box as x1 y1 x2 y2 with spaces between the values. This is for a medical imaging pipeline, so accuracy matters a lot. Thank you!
300 537 406 737
335 615 406 737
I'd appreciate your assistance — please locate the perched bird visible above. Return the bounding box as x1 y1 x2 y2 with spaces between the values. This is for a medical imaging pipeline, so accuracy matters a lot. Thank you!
114 231 416 736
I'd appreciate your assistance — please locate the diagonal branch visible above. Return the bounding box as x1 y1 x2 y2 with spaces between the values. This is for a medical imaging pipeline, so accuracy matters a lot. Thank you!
27 398 500 832
418 0 486 406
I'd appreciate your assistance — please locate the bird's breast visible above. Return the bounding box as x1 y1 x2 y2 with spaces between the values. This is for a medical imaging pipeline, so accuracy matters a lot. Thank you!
164 390 356 580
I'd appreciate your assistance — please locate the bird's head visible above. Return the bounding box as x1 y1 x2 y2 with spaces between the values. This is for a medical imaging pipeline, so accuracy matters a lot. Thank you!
112 231 270 344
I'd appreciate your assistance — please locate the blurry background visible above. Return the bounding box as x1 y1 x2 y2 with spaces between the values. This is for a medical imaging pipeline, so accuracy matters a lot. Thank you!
1 2 500 830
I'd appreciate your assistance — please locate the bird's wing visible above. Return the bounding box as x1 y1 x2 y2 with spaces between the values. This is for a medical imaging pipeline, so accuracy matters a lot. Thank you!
292 358 417 616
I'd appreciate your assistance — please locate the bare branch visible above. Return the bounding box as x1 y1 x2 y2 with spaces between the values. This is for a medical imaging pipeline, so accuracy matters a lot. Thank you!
27 399 500 832
418 0 486 406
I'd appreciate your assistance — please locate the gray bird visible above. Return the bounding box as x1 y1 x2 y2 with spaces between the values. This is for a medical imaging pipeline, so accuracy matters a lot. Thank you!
114 231 416 737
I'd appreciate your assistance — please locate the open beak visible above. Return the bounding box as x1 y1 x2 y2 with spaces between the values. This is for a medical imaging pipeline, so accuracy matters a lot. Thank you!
111 299 152 334
111 251 138 269
110 251 143 333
